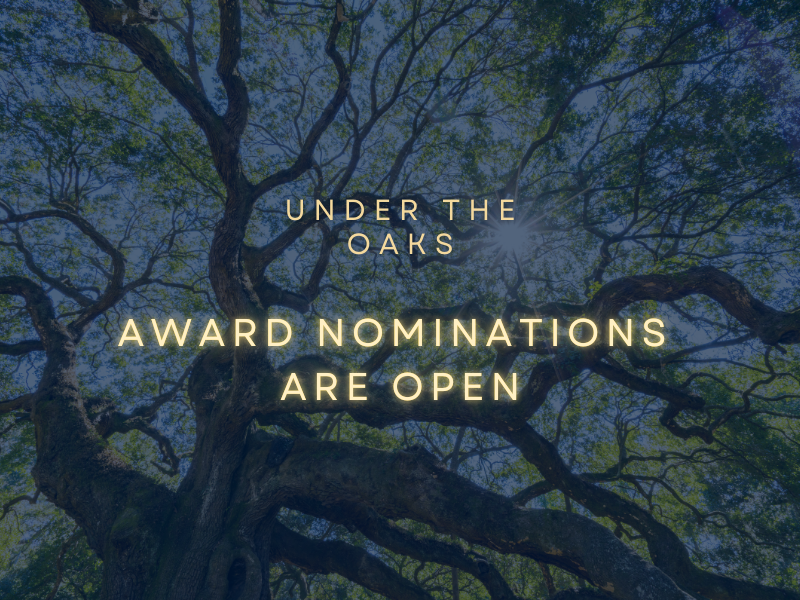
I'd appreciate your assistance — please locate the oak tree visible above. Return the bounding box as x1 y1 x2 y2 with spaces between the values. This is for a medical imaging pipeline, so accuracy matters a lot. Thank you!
1 1 800 599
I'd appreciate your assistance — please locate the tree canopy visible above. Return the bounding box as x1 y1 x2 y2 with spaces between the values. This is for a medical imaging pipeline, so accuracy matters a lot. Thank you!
1 1 800 599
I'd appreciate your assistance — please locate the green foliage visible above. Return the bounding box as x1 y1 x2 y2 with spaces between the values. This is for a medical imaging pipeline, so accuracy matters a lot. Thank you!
1 0 800 598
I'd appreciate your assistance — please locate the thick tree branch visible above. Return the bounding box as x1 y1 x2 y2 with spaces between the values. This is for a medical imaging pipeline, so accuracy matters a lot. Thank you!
590 360 704 411
76 0 225 153
287 502 527 600
0 393 33 415
260 436 693 600
0 339 43 355
271 521 436 600
504 425 800 600
584 266 800 345
0 275 72 354
216 0 248 139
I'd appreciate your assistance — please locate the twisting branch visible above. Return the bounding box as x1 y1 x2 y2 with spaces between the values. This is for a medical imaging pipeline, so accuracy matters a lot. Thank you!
252 2 351 199
285 502 527 600
0 205 126 335
0 275 72 354
503 424 800 600
262 435 694 600
270 266 800 433
216 0 248 139
1 490 40 522
584 266 800 345
75 0 226 169
86 356 200 473
271 521 436 600
591 360 704 412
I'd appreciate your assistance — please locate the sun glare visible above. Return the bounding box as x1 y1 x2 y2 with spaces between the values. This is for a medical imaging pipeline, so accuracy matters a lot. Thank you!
492 221 532 256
